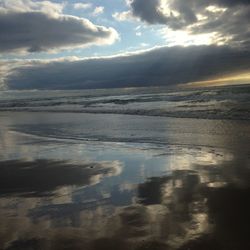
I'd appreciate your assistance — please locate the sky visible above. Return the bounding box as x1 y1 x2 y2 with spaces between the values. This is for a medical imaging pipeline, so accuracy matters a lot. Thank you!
0 0 250 90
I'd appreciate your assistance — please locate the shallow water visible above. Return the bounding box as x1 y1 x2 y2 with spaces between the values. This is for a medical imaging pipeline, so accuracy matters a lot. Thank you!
0 110 249 250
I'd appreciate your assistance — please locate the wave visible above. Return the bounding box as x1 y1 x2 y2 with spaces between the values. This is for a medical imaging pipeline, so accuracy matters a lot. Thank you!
0 85 250 120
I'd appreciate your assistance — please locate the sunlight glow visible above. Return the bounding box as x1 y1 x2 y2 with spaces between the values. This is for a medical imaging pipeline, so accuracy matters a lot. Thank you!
162 28 217 46
206 5 227 13
185 72 250 87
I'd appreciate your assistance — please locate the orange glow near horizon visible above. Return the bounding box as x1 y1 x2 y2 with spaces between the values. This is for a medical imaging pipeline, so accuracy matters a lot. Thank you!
185 72 250 87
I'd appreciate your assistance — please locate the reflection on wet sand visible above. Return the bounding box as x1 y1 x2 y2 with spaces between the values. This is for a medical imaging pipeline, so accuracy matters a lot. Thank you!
0 160 123 197
1 152 249 250
0 113 250 249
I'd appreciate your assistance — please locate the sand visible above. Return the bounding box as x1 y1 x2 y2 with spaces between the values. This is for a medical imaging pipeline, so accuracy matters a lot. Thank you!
0 111 249 250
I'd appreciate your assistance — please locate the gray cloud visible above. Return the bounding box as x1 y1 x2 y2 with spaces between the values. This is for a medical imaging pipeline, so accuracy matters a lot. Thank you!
129 0 250 25
129 0 198 29
130 0 169 24
3 45 250 90
0 1 118 53
127 0 196 27
0 0 64 14
125 0 250 47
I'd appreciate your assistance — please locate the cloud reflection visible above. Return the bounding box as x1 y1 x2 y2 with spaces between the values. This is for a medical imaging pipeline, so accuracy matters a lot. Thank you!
0 151 249 249
0 113 249 249
0 159 123 197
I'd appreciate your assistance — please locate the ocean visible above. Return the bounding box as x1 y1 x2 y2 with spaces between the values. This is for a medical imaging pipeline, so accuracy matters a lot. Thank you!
0 84 250 120
0 84 250 250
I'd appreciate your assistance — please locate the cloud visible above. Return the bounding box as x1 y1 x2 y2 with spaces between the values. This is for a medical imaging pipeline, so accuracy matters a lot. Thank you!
119 0 250 48
0 0 64 15
2 45 250 90
0 0 118 53
130 0 171 24
92 6 105 16
73 2 92 10
112 10 134 21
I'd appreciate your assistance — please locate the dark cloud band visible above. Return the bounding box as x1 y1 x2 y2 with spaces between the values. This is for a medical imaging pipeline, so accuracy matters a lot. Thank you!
4 45 250 90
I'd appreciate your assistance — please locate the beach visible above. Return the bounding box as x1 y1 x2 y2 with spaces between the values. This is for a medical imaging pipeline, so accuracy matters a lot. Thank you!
1 0 250 247
0 106 249 249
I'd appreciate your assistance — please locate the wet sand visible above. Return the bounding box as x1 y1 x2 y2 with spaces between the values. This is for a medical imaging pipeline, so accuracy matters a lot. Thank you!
0 112 250 250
